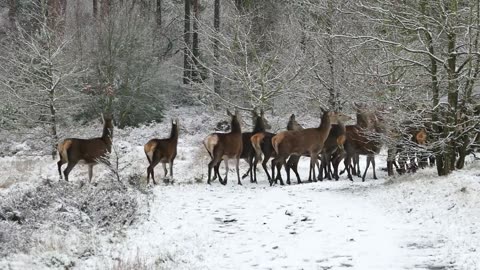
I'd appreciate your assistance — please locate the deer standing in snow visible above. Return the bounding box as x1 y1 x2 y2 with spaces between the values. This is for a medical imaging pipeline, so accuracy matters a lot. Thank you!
204 110 243 185
57 114 114 182
144 119 179 185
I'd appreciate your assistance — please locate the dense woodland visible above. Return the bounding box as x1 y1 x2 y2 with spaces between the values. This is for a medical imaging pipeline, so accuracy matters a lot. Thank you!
0 0 479 177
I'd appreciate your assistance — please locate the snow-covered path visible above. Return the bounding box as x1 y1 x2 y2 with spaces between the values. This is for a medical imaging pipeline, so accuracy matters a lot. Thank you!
98 181 443 270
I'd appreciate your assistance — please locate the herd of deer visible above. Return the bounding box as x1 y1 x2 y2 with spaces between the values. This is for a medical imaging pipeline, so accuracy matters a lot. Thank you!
56 105 432 185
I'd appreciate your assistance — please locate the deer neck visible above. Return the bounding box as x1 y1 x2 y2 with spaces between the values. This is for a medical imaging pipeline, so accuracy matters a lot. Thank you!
318 114 332 137
101 125 113 147
170 124 179 141
356 112 370 129
231 118 242 134
252 119 265 133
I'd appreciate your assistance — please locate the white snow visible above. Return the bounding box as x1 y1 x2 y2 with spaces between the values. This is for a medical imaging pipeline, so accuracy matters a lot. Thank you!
1 106 479 269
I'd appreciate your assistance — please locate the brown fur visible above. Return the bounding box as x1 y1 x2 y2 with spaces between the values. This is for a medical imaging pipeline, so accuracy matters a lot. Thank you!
204 110 243 185
57 114 114 182
271 110 339 183
343 108 384 181
144 119 179 184
251 132 266 162
250 113 304 185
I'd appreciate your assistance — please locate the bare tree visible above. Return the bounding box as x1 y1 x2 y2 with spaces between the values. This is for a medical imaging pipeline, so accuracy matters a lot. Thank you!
213 0 220 94
156 0 161 27
350 0 480 175
183 0 191 84
0 2 83 158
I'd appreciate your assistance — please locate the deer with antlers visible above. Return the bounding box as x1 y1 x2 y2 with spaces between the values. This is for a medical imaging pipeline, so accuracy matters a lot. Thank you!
144 119 179 185
57 114 114 182
270 109 341 184
204 110 243 185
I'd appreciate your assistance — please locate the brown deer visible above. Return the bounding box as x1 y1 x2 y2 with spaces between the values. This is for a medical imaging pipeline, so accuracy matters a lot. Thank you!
387 126 428 175
342 107 384 181
203 109 243 185
250 114 304 184
57 114 114 182
209 109 270 183
240 109 270 182
271 109 339 184
144 119 179 185
319 120 349 181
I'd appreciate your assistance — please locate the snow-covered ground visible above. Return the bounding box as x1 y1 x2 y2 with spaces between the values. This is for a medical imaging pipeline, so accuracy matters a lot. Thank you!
1 106 479 269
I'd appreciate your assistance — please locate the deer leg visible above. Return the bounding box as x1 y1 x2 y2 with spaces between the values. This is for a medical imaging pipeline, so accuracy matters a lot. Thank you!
278 159 287 186
236 158 242 185
314 158 320 182
261 153 271 182
241 160 251 179
161 162 167 178
222 158 229 185
207 159 217 185
271 159 276 185
333 157 340 181
169 160 174 178
308 155 316 182
88 164 94 183
344 155 353 181
372 156 377 180
287 155 300 184
252 155 258 183
248 155 254 183
57 160 66 180
145 152 152 164
291 157 302 184
285 161 291 185
319 155 325 182
355 154 361 176
63 161 78 182
362 156 371 182
148 158 161 185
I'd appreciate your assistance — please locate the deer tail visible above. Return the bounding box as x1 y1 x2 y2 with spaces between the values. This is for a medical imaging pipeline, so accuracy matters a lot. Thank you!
203 134 218 158
337 135 346 151
144 140 157 164
272 134 281 155
251 133 265 162
57 139 72 162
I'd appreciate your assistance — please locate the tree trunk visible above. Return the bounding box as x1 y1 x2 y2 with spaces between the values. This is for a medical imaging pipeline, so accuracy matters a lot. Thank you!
102 0 111 17
183 0 191 84
47 0 67 36
8 0 17 28
213 0 221 94
420 0 446 176
156 0 162 27
93 0 98 19
192 0 201 82
325 0 338 111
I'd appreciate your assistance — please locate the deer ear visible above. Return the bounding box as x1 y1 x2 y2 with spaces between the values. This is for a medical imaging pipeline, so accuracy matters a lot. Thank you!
227 109 233 117
320 107 327 113
290 114 295 120
260 109 264 116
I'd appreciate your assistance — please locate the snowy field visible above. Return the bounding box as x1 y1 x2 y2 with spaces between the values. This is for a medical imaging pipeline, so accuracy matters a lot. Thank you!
1 107 480 270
